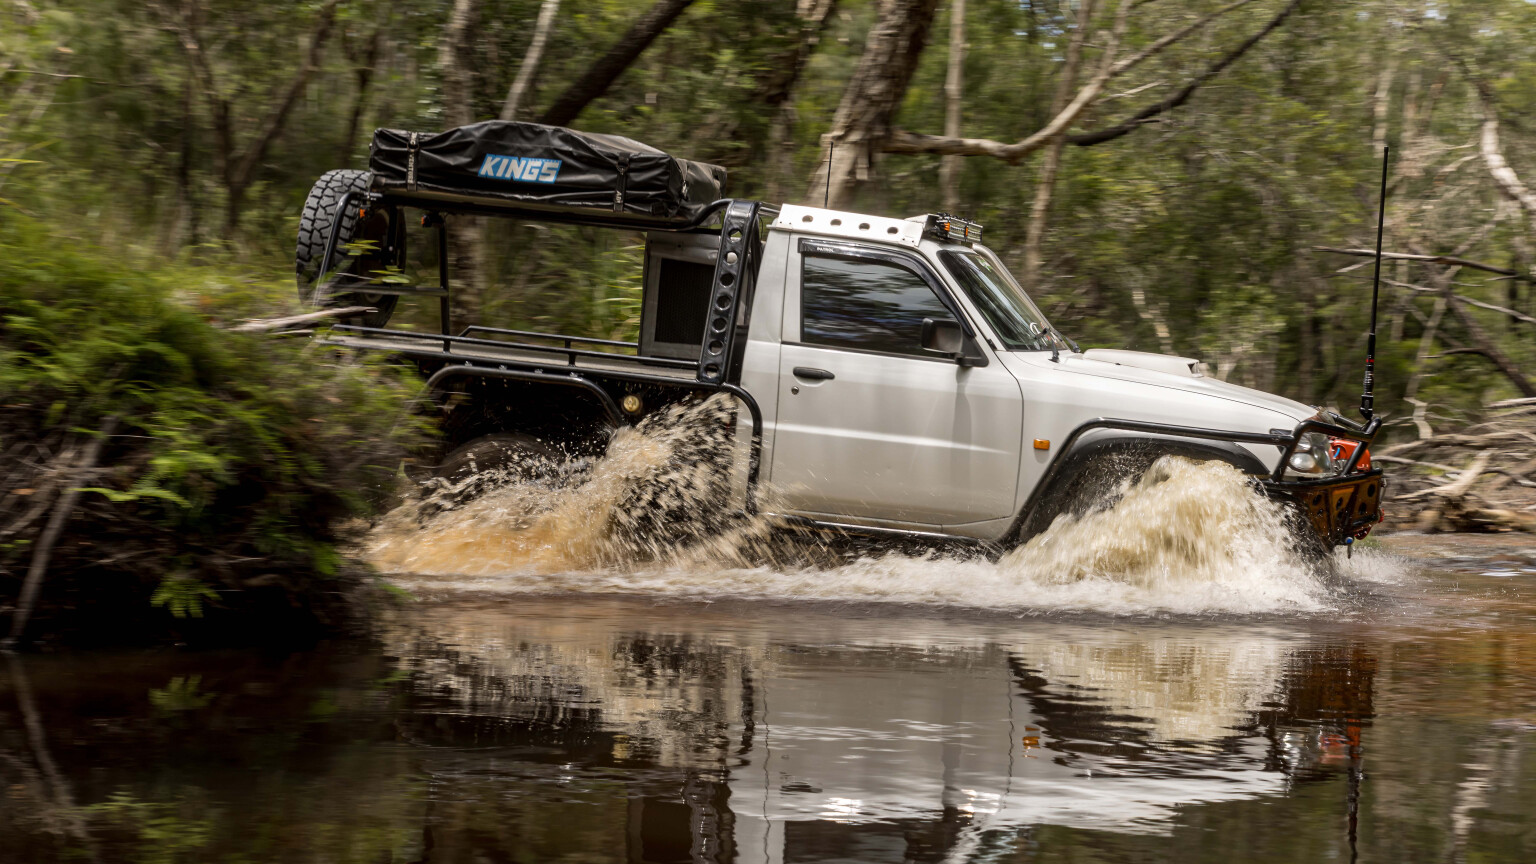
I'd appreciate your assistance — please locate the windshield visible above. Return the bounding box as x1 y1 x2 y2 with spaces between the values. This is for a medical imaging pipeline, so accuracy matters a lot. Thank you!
939 249 1069 351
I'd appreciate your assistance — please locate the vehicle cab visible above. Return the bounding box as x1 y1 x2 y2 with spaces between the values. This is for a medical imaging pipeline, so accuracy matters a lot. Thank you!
741 204 1383 547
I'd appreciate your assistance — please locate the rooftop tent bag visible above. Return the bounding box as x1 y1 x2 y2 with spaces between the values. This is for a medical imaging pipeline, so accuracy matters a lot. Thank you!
368 121 727 224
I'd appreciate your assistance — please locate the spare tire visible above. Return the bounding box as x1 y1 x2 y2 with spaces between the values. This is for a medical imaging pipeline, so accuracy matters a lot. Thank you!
295 169 398 329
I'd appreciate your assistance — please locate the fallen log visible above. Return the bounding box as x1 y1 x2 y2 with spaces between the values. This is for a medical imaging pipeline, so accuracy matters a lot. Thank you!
231 306 375 333
3 417 117 651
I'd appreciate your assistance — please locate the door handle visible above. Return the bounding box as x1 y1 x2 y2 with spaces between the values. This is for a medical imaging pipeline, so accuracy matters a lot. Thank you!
792 367 835 381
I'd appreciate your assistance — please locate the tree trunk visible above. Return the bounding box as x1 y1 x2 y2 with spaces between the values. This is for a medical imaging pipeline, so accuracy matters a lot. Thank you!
169 0 342 233
1022 0 1096 291
1477 91 1536 223
438 0 486 323
1371 53 1395 155
170 61 197 251
939 0 965 213
501 0 560 121
340 17 387 163
812 0 943 209
439 0 480 127
538 0 696 128
1404 295 1446 404
220 0 343 233
715 0 838 191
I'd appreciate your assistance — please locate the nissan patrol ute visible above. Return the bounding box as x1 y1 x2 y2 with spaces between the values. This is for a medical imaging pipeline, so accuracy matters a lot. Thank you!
298 120 1384 552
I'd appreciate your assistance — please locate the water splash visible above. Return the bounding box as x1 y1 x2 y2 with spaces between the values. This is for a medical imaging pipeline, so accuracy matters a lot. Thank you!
370 394 748 575
371 399 1343 615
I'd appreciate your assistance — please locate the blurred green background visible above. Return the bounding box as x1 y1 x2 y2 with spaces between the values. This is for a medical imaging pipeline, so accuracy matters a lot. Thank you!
4 0 1536 428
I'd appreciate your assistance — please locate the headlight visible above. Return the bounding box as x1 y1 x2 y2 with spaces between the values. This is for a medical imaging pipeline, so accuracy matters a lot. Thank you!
1287 432 1335 476
1288 451 1321 473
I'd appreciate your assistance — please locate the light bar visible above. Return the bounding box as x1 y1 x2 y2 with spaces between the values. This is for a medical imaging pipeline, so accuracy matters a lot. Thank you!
925 213 983 244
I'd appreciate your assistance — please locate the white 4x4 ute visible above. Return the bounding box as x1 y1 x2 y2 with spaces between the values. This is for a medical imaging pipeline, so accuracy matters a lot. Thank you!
301 121 1384 552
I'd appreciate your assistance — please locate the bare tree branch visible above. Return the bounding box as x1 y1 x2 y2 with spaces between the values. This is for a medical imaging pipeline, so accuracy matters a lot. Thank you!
3 418 117 650
883 0 1282 159
539 0 695 128
1315 247 1534 282
1475 82 1536 223
1107 0 1257 80
1067 0 1304 147
231 306 377 333
1385 278 1536 326
884 0 1132 164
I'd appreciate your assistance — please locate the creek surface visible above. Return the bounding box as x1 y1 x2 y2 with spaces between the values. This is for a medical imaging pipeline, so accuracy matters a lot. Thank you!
4 531 1536 863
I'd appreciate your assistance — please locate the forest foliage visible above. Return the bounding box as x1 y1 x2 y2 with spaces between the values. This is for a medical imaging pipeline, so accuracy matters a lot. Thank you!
0 213 430 645
5 0 1535 426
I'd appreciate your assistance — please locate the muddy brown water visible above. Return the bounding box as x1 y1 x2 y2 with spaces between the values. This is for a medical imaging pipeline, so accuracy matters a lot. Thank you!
3 531 1536 863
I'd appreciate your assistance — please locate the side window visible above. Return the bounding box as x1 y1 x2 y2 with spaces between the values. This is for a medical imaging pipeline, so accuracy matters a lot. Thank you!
800 253 957 358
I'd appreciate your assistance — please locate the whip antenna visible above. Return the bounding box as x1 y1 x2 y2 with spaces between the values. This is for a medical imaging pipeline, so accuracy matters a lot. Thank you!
825 141 834 209
1361 146 1389 421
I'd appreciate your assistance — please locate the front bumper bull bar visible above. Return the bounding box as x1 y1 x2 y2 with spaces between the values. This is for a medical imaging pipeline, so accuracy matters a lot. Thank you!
1256 414 1385 548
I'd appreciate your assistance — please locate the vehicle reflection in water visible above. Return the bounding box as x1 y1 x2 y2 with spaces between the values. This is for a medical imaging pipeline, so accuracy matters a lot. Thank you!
378 599 1376 863
10 550 1536 863
33 588 1526 863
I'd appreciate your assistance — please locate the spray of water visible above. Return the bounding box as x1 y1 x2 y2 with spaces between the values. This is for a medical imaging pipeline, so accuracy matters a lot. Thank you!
370 395 1343 615
371 395 744 573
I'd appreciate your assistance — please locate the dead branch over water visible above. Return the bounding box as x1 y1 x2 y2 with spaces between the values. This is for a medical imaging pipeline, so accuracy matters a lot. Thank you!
1380 402 1536 534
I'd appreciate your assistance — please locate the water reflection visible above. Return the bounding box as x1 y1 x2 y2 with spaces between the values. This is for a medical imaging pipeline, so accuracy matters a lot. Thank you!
375 601 1381 861
3 586 1534 863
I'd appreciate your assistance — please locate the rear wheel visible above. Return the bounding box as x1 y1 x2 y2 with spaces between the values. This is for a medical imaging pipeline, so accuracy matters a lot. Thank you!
295 169 398 329
434 433 563 487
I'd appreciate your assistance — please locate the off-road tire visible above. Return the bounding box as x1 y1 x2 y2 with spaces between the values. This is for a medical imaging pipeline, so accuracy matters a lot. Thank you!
413 432 568 514
435 433 563 487
296 169 398 329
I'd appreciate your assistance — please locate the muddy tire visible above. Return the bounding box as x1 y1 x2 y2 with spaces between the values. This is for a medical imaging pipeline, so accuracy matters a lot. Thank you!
435 433 562 486
295 169 398 329
1035 451 1160 531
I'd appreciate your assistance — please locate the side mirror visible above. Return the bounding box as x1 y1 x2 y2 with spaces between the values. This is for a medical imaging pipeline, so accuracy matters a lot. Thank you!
921 317 988 366
921 317 964 356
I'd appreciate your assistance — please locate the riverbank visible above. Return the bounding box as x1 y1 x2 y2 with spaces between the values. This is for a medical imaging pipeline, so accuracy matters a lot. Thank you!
0 214 431 649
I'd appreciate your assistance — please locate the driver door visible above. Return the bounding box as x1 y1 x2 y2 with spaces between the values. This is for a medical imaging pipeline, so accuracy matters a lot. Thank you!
768 239 1023 527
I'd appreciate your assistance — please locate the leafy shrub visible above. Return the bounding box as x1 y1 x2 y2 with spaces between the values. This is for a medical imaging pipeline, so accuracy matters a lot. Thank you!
0 213 432 645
